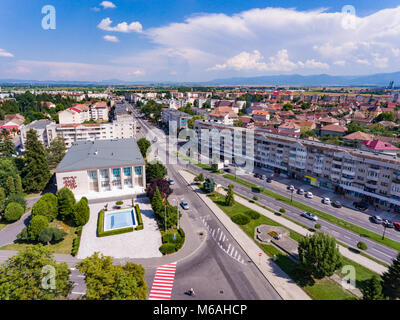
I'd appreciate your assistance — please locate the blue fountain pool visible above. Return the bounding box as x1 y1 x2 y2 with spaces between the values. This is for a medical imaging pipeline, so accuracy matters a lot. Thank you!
104 209 136 231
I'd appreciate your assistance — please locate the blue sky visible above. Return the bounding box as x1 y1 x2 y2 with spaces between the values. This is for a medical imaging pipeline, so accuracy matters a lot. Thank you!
1 0 400 81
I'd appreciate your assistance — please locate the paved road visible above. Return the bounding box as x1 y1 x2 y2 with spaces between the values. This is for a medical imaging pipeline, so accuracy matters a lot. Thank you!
134 108 282 300
230 165 400 243
186 163 398 265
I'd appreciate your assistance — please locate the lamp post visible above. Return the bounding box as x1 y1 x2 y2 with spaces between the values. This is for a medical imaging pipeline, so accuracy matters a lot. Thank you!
290 189 294 203
382 221 388 240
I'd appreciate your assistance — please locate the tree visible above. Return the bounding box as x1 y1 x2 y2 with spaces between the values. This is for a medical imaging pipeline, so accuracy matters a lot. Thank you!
146 178 172 201
4 193 26 211
4 202 24 222
137 138 151 159
151 187 164 218
38 227 67 244
282 103 294 111
0 187 6 213
73 197 90 226
146 161 167 180
0 245 71 300
298 232 343 279
46 136 66 167
56 187 76 221
15 175 23 194
382 253 400 299
194 173 205 183
375 112 395 122
203 177 215 193
31 193 58 222
77 252 148 300
225 184 235 206
5 176 15 196
362 275 384 300
0 137 16 158
21 129 51 193
0 158 20 192
28 215 49 241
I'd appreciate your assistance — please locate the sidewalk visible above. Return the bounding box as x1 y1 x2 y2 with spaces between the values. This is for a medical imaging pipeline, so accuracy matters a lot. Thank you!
179 170 311 300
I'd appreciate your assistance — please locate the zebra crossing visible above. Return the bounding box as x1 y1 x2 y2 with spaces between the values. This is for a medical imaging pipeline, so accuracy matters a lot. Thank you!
200 216 246 264
148 262 177 300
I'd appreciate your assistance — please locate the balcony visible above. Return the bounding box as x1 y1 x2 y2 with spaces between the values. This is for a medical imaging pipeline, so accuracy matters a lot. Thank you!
342 169 355 176
332 160 342 166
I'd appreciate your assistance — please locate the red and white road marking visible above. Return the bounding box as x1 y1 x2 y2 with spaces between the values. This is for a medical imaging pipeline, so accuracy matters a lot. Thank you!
148 262 177 300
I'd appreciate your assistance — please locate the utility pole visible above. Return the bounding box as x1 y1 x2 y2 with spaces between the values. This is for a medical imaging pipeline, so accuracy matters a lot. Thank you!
177 204 180 230
382 222 387 240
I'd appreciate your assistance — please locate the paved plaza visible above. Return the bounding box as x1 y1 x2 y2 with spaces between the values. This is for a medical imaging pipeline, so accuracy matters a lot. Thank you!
77 197 162 259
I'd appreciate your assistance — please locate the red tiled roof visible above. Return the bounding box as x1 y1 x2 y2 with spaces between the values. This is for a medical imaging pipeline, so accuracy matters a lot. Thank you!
361 140 399 151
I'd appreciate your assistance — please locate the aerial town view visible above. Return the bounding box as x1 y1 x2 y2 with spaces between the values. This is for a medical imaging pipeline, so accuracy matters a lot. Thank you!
0 0 399 314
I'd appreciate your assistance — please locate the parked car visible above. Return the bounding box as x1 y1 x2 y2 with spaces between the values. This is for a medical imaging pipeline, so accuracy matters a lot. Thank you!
254 173 262 179
305 192 313 199
297 188 304 195
394 222 400 231
287 185 295 191
169 178 175 185
322 197 331 205
383 219 394 228
180 201 189 210
332 201 342 208
371 215 383 224
266 177 272 183
353 201 368 211
301 212 318 221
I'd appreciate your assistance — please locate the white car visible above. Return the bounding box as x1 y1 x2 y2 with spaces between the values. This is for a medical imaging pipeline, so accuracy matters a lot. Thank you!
301 212 318 221
322 197 331 204
305 192 313 199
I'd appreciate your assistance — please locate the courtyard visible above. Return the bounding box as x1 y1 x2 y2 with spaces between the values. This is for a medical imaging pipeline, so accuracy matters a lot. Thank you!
77 196 162 259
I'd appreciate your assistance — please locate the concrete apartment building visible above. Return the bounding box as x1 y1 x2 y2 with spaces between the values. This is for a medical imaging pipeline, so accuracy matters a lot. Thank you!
161 109 192 130
90 101 109 121
55 139 146 199
20 119 57 149
194 120 400 213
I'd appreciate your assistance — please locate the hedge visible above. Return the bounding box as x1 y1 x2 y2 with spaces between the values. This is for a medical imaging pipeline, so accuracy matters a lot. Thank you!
97 209 134 237
244 210 260 220
135 204 144 230
159 243 176 255
231 214 250 225
71 236 81 256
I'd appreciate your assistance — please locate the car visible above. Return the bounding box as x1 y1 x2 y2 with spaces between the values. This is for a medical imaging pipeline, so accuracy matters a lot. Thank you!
266 177 272 183
383 219 394 228
297 188 304 195
254 173 262 179
322 197 331 204
301 212 318 221
332 201 342 208
305 192 313 199
168 178 175 185
394 222 400 231
353 201 369 211
180 201 189 210
152 137 158 143
371 215 383 224
287 185 295 191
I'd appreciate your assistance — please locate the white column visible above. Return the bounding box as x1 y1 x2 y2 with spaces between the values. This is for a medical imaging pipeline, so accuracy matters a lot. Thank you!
97 169 101 192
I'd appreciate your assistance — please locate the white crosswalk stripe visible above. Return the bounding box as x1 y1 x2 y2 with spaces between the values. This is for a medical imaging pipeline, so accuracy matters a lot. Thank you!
149 262 177 300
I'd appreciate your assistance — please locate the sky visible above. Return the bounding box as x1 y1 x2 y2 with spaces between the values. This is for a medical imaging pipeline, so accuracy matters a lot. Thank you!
1 0 400 82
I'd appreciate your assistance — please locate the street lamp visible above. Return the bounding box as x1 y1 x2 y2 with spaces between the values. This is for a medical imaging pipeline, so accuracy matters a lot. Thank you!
382 221 388 240
290 189 294 203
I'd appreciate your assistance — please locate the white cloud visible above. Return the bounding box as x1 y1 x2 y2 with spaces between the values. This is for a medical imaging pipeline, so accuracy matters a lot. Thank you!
91 7 101 12
100 1 116 9
103 35 119 42
132 70 145 76
333 60 346 66
208 49 328 72
98 18 142 33
0 49 14 58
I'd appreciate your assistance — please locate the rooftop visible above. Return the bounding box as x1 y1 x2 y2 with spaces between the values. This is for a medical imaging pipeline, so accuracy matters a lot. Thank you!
55 139 145 173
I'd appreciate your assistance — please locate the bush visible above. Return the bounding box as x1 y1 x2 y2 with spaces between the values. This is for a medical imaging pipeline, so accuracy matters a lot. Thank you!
315 224 322 229
252 196 258 201
16 227 29 241
159 243 177 255
37 227 67 244
4 202 24 222
116 201 123 206
71 237 81 256
31 193 58 222
231 214 250 225
73 197 90 226
4 194 27 211
279 208 286 213
56 187 76 221
244 210 260 220
28 215 49 241
135 204 143 229
357 241 368 250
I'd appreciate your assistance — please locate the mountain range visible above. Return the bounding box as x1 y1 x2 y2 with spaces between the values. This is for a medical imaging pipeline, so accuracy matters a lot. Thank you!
1 71 400 87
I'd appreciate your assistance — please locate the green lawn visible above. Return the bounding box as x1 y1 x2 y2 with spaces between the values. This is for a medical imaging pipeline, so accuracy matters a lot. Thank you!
208 193 359 300
223 174 400 252
0 220 77 255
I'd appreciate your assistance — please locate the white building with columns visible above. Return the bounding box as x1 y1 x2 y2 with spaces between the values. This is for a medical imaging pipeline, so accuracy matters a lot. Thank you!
55 139 146 200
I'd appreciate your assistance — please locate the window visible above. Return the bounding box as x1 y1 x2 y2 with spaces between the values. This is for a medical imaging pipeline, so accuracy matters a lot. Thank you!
124 178 132 185
101 181 109 187
100 169 109 178
88 170 97 179
113 168 120 178
135 166 142 175
123 167 131 176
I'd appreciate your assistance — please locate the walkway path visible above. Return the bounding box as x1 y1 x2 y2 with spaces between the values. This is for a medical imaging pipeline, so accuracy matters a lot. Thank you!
179 170 311 300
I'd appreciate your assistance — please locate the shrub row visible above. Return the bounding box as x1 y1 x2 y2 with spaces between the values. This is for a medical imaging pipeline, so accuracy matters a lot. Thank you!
71 236 80 256
159 227 186 255
96 209 134 237
135 204 144 231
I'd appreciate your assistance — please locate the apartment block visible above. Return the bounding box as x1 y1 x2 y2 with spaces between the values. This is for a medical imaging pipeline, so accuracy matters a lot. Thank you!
161 109 192 130
20 119 57 149
194 120 400 213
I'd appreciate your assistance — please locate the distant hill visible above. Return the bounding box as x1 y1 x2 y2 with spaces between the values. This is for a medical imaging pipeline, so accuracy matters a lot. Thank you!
1 71 400 86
